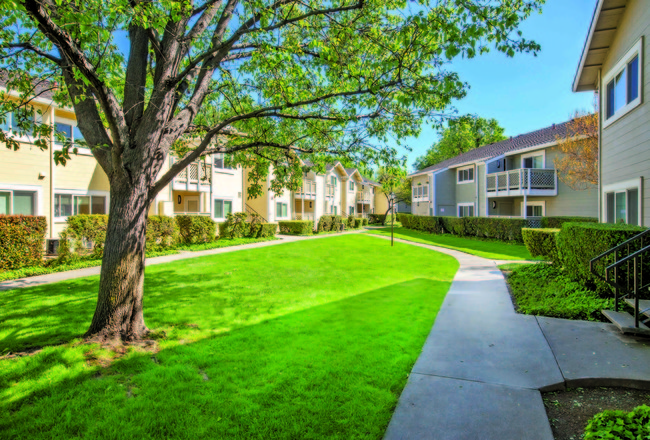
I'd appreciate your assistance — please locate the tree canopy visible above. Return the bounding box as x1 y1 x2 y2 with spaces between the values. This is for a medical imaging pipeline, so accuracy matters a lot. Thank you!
554 109 598 191
0 0 544 341
413 114 506 171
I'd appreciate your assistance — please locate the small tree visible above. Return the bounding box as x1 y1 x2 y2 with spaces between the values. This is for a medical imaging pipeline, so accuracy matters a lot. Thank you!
554 107 599 191
377 167 410 225
414 114 506 171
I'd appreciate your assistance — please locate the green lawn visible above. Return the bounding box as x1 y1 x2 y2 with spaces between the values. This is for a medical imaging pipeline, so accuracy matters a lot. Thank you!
0 234 458 439
366 227 534 260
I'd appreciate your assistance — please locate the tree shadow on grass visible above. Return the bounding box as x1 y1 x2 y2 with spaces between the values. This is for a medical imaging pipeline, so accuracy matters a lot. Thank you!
1 278 450 440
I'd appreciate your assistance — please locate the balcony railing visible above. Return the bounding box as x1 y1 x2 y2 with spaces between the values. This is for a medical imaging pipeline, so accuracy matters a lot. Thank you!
486 168 557 196
293 213 315 221
296 179 317 199
356 191 372 203
174 161 212 187
325 184 335 198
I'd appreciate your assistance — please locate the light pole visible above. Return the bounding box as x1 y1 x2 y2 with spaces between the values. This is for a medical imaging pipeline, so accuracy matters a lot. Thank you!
390 191 395 247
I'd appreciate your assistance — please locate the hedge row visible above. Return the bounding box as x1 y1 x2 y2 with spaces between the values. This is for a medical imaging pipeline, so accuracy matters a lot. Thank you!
521 228 560 262
556 222 647 293
398 213 527 242
540 216 598 228
368 213 395 225
318 215 344 232
177 215 216 244
0 215 47 271
278 220 314 235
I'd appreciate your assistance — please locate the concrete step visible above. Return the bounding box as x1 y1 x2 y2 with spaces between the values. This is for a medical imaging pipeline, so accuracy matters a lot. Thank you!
602 310 650 336
624 298 650 318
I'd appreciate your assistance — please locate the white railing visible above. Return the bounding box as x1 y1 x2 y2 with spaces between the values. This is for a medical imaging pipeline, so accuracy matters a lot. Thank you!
488 215 543 228
174 212 212 216
356 191 372 203
294 213 315 221
174 161 212 185
296 179 317 198
486 168 556 195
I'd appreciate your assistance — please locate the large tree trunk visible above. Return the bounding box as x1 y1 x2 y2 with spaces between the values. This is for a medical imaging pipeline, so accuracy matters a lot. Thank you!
85 181 151 343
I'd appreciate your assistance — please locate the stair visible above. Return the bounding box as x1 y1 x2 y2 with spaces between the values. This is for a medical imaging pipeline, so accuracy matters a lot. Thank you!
602 310 650 336
624 298 650 319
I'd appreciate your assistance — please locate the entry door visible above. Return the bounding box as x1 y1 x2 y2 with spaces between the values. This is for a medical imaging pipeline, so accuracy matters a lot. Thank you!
185 196 200 213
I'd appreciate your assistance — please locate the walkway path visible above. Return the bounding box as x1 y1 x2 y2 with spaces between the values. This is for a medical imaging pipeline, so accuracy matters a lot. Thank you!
370 235 650 440
0 230 363 291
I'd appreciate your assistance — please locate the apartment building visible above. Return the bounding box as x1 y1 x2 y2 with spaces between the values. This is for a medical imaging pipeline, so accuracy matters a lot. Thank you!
573 0 649 226
409 121 599 225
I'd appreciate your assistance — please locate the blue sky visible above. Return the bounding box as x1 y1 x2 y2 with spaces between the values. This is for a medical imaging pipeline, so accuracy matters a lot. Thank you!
400 0 597 172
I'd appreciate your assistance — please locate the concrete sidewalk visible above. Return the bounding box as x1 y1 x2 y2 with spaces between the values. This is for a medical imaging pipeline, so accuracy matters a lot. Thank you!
0 230 364 291
370 235 650 440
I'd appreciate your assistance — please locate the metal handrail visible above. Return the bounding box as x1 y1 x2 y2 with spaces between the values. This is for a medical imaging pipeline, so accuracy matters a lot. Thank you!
245 204 267 223
590 228 650 265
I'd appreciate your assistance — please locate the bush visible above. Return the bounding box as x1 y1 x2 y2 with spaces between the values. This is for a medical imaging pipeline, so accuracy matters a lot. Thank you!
397 214 527 242
0 215 47 271
506 263 613 321
540 216 598 228
176 215 217 243
522 228 560 262
59 214 109 259
368 213 395 225
347 215 356 229
354 218 363 228
278 220 313 235
318 215 333 232
584 405 650 439
249 222 277 238
219 212 249 239
361 218 369 226
331 215 344 232
146 216 179 250
556 222 647 293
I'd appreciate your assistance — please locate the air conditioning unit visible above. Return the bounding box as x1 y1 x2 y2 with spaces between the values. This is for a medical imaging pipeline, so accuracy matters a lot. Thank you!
46 239 60 256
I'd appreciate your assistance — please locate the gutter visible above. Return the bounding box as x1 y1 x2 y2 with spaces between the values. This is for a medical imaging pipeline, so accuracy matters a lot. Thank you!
573 0 605 92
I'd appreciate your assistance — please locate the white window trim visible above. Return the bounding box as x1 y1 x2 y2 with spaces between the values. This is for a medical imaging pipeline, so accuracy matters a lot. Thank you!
0 183 43 216
213 198 234 219
457 202 475 217
519 200 546 217
53 189 110 222
602 178 643 226
602 38 643 129
212 153 236 175
275 201 289 219
520 150 546 169
456 165 475 184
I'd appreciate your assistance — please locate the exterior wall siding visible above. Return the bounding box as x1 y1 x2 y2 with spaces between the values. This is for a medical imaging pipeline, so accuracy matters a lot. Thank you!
411 174 430 216
435 170 456 216
599 0 650 225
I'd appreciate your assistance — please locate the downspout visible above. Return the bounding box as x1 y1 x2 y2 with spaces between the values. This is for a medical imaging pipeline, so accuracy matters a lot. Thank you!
431 172 436 216
475 164 479 217
597 70 603 223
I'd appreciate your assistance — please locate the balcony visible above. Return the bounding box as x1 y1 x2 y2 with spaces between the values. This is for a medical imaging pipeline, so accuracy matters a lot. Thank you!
325 184 335 198
173 161 212 192
293 213 315 221
486 168 557 197
295 180 317 199
356 191 372 203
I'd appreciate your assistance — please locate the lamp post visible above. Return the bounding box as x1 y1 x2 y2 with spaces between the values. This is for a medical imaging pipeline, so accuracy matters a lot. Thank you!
390 192 395 247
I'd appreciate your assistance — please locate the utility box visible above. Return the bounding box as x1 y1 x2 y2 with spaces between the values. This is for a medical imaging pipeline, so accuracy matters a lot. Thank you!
46 239 60 256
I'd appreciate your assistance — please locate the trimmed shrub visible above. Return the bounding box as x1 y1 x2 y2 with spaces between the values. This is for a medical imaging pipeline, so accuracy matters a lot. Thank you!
556 222 647 293
176 215 217 243
146 216 179 250
522 228 560 262
397 214 527 242
361 218 369 226
249 222 277 238
318 215 333 232
331 215 344 232
219 212 249 239
60 214 109 259
347 215 356 229
540 216 598 228
0 215 47 271
368 213 396 225
278 220 313 235
353 218 363 228
584 405 650 439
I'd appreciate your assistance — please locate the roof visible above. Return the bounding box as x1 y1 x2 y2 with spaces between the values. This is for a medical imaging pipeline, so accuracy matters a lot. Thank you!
410 120 572 176
573 0 628 92
362 176 380 187
0 71 57 101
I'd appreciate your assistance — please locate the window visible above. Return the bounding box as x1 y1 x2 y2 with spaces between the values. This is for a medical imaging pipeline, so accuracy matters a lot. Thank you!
458 204 474 217
349 181 354 191
526 205 543 217
603 40 642 125
214 199 233 219
276 202 288 218
213 153 232 170
332 205 337 215
331 176 337 186
0 190 36 215
1 111 31 137
55 194 106 217
522 154 544 169
457 166 474 183
54 119 85 146
349 206 354 215
605 189 639 226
